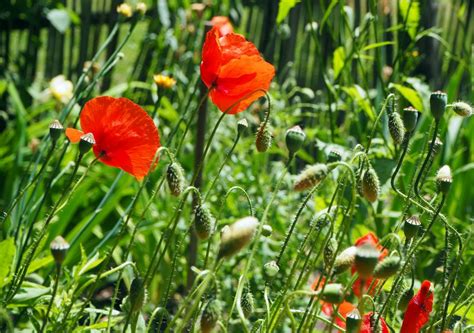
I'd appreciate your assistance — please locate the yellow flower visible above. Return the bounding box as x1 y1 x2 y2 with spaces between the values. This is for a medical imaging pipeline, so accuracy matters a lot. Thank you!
153 74 176 89
49 75 73 103
117 3 133 18
136 2 147 15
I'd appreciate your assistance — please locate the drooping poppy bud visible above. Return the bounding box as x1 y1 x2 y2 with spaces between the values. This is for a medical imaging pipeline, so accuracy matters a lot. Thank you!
255 124 272 152
361 166 380 203
237 118 248 134
194 203 214 240
402 106 419 132
403 216 421 241
129 277 146 313
200 299 221 333
354 243 379 279
49 120 64 142
166 162 185 196
430 91 447 121
334 246 357 274
451 101 472 117
241 290 254 317
346 308 362 333
436 165 452 194
285 125 306 156
264 260 280 278
294 164 328 191
261 224 272 237
327 149 342 163
373 255 401 279
388 111 406 145
50 236 69 265
218 217 258 258
320 283 345 304
79 133 95 155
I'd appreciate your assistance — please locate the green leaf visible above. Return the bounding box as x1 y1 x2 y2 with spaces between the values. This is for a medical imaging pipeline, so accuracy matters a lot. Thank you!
46 9 71 33
333 47 345 79
342 85 375 120
362 41 395 51
277 0 301 24
320 0 339 30
399 0 420 39
389 83 423 111
0 238 15 288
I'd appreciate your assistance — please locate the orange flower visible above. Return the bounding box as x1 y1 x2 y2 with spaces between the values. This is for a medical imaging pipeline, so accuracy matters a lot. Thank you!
210 16 233 36
400 280 433 333
200 26 275 114
65 96 160 180
321 301 355 331
360 312 389 333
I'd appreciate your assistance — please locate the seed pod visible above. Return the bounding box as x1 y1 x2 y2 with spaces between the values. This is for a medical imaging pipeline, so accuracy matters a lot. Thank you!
403 216 421 241
451 101 472 117
294 164 328 191
241 291 254 317
200 299 221 333
237 118 248 134
255 123 272 152
129 277 145 313
327 149 342 163
261 224 272 237
354 243 379 279
402 106 419 132
388 111 406 145
334 246 357 274
430 91 447 121
436 165 452 195
373 255 401 279
285 125 306 156
49 119 64 142
166 162 185 196
50 236 69 265
194 204 214 240
320 283 344 304
218 217 258 258
79 133 95 154
324 237 338 268
346 308 362 333
361 166 380 203
398 288 414 311
264 260 280 278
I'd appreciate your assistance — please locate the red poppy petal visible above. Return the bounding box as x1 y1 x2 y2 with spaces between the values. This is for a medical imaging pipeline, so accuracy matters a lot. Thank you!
219 34 260 64
200 27 222 87
80 96 117 137
210 16 233 36
355 232 379 247
361 312 389 333
65 128 84 143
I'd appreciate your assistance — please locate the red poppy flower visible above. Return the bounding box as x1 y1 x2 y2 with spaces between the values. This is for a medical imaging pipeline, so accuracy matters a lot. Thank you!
210 16 233 36
200 26 275 114
65 96 160 180
400 280 433 333
322 301 355 331
360 312 389 333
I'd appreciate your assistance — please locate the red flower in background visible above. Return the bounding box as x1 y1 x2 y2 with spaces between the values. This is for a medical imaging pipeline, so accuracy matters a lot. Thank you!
352 232 388 297
210 16 233 36
321 301 355 331
360 312 389 333
66 96 160 180
401 280 434 333
200 26 275 114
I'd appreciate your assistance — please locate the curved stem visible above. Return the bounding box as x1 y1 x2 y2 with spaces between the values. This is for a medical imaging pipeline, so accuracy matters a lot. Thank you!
413 121 439 199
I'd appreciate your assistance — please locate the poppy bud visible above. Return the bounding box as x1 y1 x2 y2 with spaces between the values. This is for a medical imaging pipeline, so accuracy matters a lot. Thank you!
403 216 421 241
218 217 258 258
285 125 306 156
373 255 401 279
200 299 221 333
334 246 357 274
346 308 362 333
49 119 64 142
136 2 147 15
327 149 342 163
264 260 280 278
117 3 133 18
361 166 380 203
451 101 472 117
129 277 146 312
79 133 95 154
194 204 214 240
241 291 254 317
237 118 248 134
354 243 379 279
388 111 406 145
402 106 419 132
398 288 414 311
294 164 328 191
261 224 272 237
324 237 338 268
255 123 272 152
436 165 452 195
166 162 185 196
430 91 447 121
320 283 345 304
50 236 69 265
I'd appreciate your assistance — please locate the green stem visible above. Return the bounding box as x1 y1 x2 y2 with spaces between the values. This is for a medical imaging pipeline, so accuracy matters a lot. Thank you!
40 264 61 332
413 121 439 199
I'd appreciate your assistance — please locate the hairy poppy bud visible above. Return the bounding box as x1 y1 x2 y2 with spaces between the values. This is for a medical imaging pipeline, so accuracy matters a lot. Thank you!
346 308 362 333
285 125 306 156
264 260 280 278
166 162 185 196
436 165 452 194
241 291 254 317
79 133 95 154
49 120 64 142
361 166 380 203
255 124 272 152
373 255 401 279
388 111 406 145
262 224 272 237
430 91 447 121
129 277 146 312
334 246 357 274
320 283 345 304
117 3 133 18
398 288 414 311
194 204 214 240
50 236 69 265
218 217 258 258
200 299 221 333
294 164 328 191
354 243 379 279
327 149 342 163
403 216 421 241
324 237 338 268
402 106 419 132
451 101 472 117
237 118 248 134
